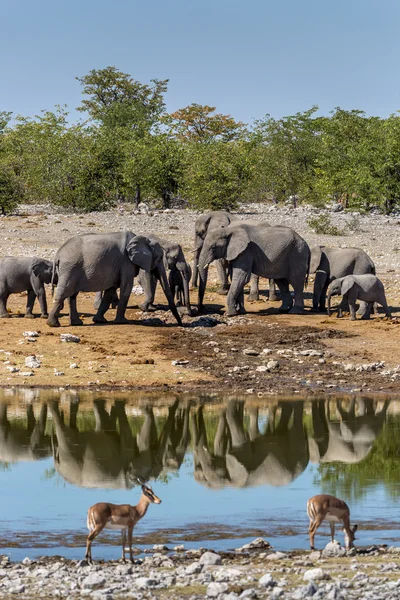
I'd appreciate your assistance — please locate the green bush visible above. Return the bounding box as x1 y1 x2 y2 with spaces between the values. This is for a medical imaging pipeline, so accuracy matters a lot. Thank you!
307 213 343 236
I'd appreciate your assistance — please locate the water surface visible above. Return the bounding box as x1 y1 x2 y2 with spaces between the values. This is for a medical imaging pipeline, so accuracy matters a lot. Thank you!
0 390 398 561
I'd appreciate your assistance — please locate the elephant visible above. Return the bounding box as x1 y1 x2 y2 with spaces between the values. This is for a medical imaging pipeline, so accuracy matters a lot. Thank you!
327 274 391 320
193 211 277 309
168 264 193 310
0 256 55 318
47 231 182 327
137 235 192 316
0 402 51 463
198 222 310 315
191 401 309 488
309 398 389 465
93 236 193 316
309 246 375 312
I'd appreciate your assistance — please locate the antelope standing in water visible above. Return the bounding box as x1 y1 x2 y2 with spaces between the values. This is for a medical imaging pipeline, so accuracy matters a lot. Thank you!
307 494 357 551
85 481 162 562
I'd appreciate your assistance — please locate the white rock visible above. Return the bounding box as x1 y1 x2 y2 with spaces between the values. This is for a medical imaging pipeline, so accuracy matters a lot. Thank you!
69 363 79 369
207 582 228 597
266 551 287 560
19 371 34 377
322 541 346 557
23 331 39 338
135 577 157 589
303 567 328 581
199 551 222 566
25 355 41 368
54 369 64 376
266 360 280 371
259 573 276 587
243 348 260 356
185 561 203 575
6 366 19 372
60 333 80 343
171 359 189 365
81 574 107 589
256 365 268 372
262 348 273 354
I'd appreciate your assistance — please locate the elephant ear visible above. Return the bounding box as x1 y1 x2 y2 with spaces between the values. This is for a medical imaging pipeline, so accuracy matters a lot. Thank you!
32 258 52 284
341 276 355 295
126 236 153 273
226 226 250 262
310 246 323 273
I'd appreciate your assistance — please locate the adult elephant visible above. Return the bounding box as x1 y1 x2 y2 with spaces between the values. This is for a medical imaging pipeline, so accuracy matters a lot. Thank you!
0 256 55 318
198 222 310 315
47 231 182 327
193 211 277 310
309 246 375 312
193 211 236 307
94 235 193 316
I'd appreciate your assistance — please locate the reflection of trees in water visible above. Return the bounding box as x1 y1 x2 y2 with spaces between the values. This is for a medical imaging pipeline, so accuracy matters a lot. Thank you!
0 396 395 493
313 398 400 500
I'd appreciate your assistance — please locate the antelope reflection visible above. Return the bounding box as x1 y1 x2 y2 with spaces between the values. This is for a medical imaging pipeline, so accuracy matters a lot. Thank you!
192 400 309 488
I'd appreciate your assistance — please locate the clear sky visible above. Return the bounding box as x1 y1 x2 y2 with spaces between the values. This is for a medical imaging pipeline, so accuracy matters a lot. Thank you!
2 0 400 126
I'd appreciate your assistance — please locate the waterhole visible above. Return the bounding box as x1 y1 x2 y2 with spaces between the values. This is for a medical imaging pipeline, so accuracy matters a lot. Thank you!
0 389 398 560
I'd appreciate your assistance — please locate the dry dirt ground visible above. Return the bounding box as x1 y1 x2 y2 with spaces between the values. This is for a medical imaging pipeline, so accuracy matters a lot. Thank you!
0 203 399 395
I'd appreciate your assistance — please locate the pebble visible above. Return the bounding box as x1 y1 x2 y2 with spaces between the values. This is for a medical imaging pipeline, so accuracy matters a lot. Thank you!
60 334 81 343
25 355 41 368
23 331 39 338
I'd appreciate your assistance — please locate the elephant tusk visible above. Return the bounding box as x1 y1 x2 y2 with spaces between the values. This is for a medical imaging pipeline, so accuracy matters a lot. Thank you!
198 263 209 269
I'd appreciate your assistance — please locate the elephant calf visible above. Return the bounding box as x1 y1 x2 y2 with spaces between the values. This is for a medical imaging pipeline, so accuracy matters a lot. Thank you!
0 256 54 318
327 274 391 320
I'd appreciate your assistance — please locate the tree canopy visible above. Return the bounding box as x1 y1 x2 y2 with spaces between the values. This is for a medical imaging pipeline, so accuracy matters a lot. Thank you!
2 66 400 214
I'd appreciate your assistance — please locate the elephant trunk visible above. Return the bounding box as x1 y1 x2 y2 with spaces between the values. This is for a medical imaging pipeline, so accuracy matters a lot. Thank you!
177 262 192 316
192 244 202 288
157 265 182 326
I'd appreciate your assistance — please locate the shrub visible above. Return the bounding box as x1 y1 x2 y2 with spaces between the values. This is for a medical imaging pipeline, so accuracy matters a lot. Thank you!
307 214 343 236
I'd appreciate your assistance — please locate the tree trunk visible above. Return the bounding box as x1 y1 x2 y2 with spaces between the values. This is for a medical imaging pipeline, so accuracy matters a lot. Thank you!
134 183 141 207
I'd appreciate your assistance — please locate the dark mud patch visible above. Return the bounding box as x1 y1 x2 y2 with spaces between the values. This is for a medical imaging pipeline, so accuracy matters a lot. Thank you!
158 316 399 395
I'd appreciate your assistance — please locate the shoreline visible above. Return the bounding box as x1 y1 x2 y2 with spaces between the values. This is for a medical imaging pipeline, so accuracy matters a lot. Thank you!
1 542 400 599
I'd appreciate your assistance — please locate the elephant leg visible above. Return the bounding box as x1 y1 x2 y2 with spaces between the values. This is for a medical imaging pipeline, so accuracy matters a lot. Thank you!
139 272 157 312
356 300 368 316
312 271 328 312
226 268 249 317
36 287 48 318
349 302 357 321
93 288 114 323
216 259 230 295
69 294 83 326
47 296 65 327
380 293 392 318
269 279 278 302
360 302 373 320
274 279 293 313
235 289 246 314
25 289 36 318
93 291 102 311
114 279 131 324
248 274 260 302
0 293 10 318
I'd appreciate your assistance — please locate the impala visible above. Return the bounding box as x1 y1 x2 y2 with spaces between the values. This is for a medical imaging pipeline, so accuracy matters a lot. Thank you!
307 494 358 551
85 481 162 562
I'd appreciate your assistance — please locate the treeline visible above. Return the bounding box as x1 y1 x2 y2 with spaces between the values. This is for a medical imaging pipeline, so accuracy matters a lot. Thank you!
1 66 400 214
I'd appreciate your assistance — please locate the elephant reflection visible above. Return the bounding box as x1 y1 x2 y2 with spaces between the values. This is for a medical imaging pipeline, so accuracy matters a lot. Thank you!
192 400 309 488
309 397 389 464
48 398 192 489
0 402 51 463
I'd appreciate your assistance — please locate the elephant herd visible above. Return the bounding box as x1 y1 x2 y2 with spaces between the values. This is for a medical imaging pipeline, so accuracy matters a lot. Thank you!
0 397 389 490
0 209 392 324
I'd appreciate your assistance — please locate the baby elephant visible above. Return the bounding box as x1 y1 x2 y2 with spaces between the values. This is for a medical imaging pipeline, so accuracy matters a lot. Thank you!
327 274 391 320
0 257 54 318
169 264 192 307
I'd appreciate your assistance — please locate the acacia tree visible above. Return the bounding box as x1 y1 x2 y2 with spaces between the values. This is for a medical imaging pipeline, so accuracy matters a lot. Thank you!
169 103 246 143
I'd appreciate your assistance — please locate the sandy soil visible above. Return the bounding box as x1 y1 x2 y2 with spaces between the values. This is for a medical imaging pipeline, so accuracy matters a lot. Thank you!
0 203 399 394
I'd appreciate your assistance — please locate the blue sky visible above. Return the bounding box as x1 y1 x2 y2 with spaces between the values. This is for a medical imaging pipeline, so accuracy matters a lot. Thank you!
2 0 400 125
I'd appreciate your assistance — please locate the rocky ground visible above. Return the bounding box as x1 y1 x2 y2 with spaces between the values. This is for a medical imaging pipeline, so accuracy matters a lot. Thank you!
1 541 400 599
0 201 398 394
